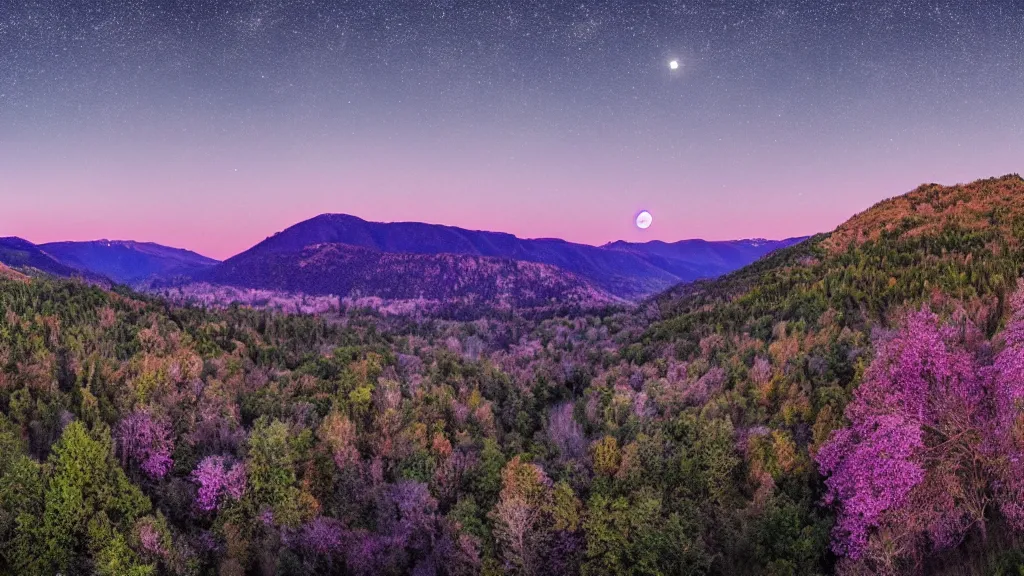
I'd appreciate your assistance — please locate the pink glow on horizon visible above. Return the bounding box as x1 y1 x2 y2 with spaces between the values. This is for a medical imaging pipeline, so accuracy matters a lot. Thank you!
0 172 1001 261
2 176 839 260
0 185 855 260
3 204 833 262
2 124 1020 260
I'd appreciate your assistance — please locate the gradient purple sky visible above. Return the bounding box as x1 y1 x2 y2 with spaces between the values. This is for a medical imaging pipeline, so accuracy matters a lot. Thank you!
2 0 1022 260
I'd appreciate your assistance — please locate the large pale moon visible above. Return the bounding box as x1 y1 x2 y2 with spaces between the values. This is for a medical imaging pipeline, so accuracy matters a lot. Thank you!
635 210 653 229
669 60 679 70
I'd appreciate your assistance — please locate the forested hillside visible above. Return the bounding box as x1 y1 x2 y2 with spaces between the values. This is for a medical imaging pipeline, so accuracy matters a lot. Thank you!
201 242 618 309
0 176 1023 576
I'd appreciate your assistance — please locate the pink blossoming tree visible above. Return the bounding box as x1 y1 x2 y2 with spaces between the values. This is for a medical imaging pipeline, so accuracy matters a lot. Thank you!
116 410 175 479
818 299 1024 573
191 455 246 512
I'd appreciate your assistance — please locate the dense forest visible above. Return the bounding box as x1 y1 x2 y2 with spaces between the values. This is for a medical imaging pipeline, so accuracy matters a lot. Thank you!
1 175 1024 575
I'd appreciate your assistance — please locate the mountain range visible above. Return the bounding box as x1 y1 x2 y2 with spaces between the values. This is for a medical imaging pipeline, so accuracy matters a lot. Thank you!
0 237 96 280
198 214 804 301
39 240 218 285
0 215 805 305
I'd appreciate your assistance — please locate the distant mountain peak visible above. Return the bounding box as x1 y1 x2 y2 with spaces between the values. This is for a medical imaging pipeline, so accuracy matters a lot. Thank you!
0 237 103 281
0 236 37 249
40 240 219 285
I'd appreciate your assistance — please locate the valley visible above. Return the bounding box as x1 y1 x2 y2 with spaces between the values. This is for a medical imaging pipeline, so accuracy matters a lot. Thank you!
0 176 1022 574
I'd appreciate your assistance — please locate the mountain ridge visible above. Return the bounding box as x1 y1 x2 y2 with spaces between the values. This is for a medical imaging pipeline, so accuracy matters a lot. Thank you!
0 237 99 280
208 213 804 299
6 217 807 303
649 173 1024 339
40 239 219 285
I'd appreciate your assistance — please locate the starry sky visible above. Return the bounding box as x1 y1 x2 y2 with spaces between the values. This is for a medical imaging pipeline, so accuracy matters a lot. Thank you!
2 0 1022 259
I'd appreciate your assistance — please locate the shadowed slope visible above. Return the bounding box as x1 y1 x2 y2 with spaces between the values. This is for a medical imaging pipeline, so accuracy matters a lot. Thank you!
0 237 92 279
205 242 618 308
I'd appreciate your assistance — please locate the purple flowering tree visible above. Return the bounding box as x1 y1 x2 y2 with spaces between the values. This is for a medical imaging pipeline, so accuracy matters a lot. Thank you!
986 289 1024 528
817 309 979 563
382 480 439 554
345 530 391 576
816 416 925 559
297 516 345 557
116 410 175 479
818 299 1024 571
191 455 246 511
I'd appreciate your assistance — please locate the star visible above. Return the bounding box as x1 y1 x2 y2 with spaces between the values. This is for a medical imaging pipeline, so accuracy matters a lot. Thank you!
669 60 679 70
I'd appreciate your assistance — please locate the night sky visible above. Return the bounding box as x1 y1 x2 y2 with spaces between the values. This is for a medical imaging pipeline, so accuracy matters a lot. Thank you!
2 0 1022 259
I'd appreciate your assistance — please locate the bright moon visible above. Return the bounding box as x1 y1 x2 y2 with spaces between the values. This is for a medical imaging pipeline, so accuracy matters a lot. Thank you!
636 210 653 229
669 60 679 70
